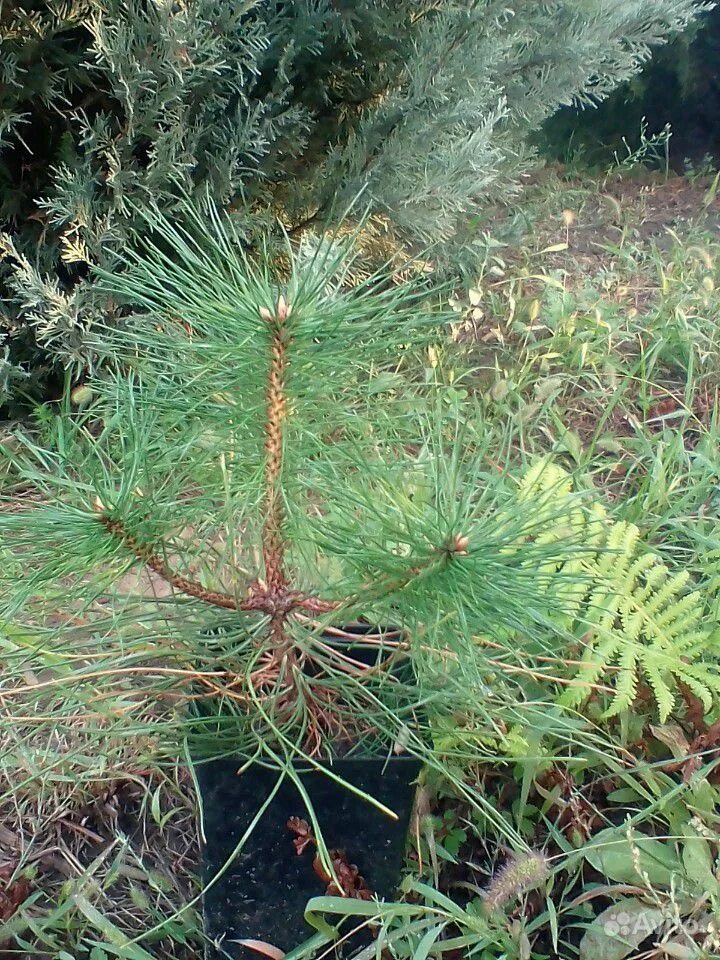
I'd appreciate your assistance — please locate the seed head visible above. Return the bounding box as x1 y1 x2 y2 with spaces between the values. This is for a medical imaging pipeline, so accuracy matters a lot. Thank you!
483 850 550 913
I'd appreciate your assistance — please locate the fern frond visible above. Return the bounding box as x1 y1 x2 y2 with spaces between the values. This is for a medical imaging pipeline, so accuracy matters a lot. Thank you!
513 462 720 723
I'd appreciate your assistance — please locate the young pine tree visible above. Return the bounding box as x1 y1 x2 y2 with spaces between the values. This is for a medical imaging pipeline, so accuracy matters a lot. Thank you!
0 203 590 786
0 0 712 403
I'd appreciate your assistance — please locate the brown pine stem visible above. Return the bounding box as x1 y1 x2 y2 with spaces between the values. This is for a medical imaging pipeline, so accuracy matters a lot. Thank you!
98 514 339 612
98 516 240 610
98 513 340 617
261 296 291 597
295 594 341 614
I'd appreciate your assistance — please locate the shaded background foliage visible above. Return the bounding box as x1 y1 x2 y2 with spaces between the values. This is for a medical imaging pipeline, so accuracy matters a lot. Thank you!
541 6 720 169
0 0 712 410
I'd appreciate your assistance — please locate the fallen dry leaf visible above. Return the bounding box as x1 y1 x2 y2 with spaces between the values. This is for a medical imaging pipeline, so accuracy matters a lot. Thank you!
237 939 285 960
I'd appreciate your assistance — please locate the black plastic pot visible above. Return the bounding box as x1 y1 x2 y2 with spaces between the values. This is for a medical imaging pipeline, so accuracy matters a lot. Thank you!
195 623 422 959
198 755 421 958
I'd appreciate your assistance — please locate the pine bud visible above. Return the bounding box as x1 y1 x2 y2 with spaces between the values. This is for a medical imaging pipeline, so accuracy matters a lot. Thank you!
259 306 274 322
276 295 291 321
452 534 470 555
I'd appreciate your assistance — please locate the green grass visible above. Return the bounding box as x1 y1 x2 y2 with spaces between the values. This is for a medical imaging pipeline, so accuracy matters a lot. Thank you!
1 168 719 959
459 169 720 548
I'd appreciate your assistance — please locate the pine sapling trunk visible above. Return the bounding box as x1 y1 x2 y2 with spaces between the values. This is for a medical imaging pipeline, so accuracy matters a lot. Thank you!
260 296 292 649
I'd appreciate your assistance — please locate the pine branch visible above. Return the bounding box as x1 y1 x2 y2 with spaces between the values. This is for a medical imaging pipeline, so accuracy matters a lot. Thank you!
97 514 241 611
354 533 470 604
98 511 340 619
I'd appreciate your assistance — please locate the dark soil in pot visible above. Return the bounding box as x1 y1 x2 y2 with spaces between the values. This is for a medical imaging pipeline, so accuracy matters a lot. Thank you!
193 623 423 958
198 754 421 958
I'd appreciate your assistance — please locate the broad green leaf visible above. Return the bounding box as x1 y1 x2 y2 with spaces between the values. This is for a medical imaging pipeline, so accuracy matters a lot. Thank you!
584 829 683 887
546 894 559 953
681 830 717 892
283 931 332 960
579 899 665 960
606 788 641 804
